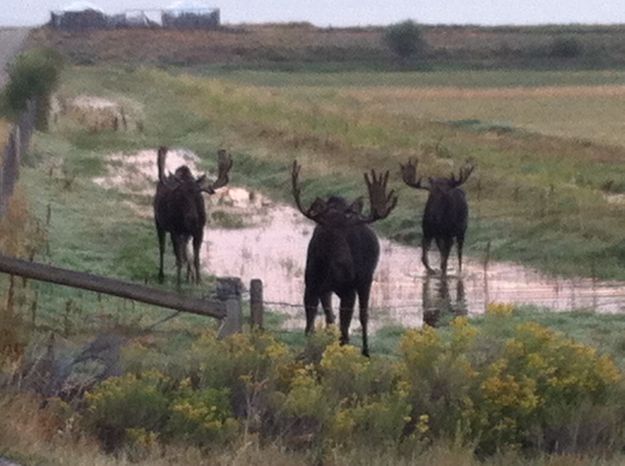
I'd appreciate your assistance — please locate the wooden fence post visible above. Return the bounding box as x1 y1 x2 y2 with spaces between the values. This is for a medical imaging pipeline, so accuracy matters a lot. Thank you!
250 278 263 330
217 277 243 338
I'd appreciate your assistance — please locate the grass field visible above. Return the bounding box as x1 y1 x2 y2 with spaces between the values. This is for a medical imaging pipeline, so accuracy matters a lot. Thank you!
202 68 625 147
47 64 625 280
3 61 625 348
0 119 9 147
5 58 625 465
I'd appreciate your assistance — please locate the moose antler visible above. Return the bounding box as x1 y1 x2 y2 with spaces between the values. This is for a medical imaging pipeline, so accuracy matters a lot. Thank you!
400 158 430 191
206 149 233 191
291 161 328 223
449 161 475 188
157 146 169 183
360 169 398 223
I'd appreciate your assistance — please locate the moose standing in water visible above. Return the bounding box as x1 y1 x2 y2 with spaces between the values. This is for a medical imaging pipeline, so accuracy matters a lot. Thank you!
400 158 474 275
153 147 232 287
291 161 398 356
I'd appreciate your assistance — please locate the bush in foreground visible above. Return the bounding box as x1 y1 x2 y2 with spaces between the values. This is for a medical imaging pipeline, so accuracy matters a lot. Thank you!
78 311 625 459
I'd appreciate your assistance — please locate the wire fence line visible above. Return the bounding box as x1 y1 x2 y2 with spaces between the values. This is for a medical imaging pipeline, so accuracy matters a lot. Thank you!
0 99 36 216
263 290 625 314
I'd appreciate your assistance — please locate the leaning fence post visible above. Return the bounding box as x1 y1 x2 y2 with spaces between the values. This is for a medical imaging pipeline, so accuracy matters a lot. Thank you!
250 278 263 330
217 277 243 338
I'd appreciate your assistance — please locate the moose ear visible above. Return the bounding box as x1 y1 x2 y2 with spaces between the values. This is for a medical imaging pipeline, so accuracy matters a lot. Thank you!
310 197 327 216
349 197 364 214
196 174 215 194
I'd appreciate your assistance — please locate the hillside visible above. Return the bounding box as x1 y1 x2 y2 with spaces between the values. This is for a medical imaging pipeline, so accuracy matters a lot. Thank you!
29 23 625 69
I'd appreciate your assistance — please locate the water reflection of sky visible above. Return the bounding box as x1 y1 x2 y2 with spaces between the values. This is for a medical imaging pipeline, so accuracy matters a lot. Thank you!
203 194 625 333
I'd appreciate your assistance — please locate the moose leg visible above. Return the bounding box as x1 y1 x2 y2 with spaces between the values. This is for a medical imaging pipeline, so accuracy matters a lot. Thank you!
192 230 203 285
304 287 319 335
181 238 192 283
156 225 166 283
456 235 465 274
357 283 372 357
321 292 335 326
171 235 184 289
338 290 356 347
421 236 436 274
436 237 454 276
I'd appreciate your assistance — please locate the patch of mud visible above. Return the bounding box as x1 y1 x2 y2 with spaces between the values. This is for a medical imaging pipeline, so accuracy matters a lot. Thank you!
202 201 625 333
604 192 625 206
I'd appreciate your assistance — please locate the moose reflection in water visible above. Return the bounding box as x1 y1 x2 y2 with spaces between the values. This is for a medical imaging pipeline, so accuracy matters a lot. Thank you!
422 274 468 328
291 161 398 356
400 158 475 276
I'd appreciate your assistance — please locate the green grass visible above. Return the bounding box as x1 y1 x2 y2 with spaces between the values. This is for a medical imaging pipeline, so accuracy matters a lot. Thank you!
57 65 625 279
8 47 625 466
196 68 625 88
11 63 625 338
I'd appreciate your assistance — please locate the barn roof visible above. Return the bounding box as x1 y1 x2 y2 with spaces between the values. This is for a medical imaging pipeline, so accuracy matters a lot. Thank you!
166 0 213 11
60 1 104 13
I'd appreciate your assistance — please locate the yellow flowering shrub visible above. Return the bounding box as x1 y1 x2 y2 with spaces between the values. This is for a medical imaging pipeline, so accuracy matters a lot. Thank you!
473 321 623 452
80 314 625 456
167 386 238 446
398 314 625 454
124 428 159 461
83 371 171 451
283 365 326 420
486 302 515 317
399 318 479 439
319 342 371 398
189 330 293 393
327 392 412 446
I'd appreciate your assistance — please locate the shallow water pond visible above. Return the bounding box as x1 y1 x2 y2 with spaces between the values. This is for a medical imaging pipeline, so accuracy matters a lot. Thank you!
202 198 625 332
97 148 625 333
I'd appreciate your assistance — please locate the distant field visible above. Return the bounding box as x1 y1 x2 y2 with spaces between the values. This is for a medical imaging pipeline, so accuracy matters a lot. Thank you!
207 69 625 148
208 68 625 88
29 23 625 69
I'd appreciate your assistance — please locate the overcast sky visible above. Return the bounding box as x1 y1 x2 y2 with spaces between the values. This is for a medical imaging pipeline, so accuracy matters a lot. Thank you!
2 1 625 27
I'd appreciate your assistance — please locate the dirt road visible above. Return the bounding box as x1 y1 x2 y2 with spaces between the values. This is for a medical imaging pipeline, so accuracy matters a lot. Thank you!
0 27 29 87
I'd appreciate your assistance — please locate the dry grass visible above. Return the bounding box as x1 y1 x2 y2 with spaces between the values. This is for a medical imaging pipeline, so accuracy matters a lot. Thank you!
28 23 625 68
343 84 625 100
2 392 625 466
0 394 308 466
336 85 625 147
0 119 10 150
29 26 387 66
0 188 46 259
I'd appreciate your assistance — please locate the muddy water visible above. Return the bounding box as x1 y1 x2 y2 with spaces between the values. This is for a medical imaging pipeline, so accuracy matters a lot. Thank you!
95 149 625 333
202 199 625 332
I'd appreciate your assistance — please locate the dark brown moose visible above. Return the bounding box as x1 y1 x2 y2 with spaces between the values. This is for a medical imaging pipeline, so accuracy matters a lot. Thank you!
292 161 398 357
153 147 232 287
400 158 474 275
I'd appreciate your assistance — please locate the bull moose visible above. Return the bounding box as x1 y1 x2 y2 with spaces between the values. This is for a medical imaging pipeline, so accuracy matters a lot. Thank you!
153 147 232 287
291 161 398 356
400 158 474 275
